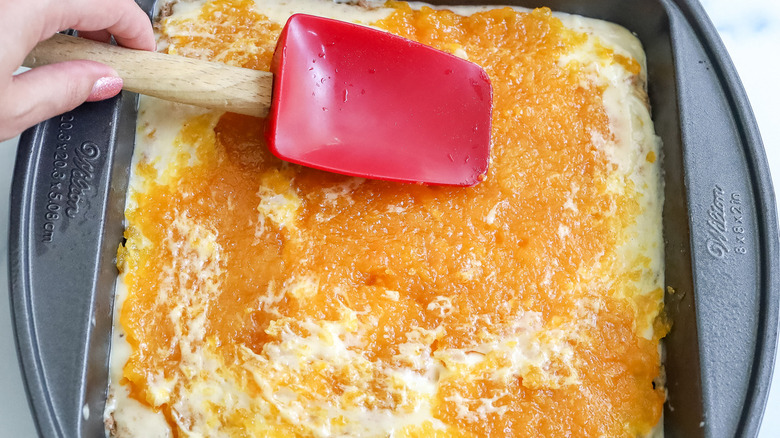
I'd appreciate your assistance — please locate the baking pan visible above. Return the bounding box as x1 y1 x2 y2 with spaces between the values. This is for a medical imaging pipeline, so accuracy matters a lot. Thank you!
9 0 779 436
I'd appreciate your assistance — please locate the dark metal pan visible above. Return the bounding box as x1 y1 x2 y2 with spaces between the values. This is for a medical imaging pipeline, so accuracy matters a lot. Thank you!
9 0 779 436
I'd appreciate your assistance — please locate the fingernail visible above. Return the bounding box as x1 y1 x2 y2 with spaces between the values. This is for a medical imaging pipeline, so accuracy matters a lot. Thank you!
86 77 123 102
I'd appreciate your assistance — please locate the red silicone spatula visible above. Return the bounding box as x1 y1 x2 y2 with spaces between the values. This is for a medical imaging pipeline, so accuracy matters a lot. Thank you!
23 14 492 186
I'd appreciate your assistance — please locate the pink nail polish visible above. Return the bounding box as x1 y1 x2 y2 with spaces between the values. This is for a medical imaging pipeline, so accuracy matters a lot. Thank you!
86 77 123 102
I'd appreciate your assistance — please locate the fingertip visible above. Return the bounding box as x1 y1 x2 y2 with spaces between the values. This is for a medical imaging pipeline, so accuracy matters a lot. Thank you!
106 0 157 52
61 0 157 52
114 25 157 52
86 76 124 102
135 33 157 52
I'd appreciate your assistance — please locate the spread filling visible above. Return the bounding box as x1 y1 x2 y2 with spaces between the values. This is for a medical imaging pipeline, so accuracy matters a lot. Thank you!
105 1 667 436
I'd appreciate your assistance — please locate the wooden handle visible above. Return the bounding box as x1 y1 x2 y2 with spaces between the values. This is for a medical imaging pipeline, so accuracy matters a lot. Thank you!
24 33 274 117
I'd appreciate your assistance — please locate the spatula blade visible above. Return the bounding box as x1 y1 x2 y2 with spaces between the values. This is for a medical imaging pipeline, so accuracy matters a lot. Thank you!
265 14 492 186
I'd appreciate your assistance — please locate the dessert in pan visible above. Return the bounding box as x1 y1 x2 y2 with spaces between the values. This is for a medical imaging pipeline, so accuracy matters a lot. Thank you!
106 0 665 436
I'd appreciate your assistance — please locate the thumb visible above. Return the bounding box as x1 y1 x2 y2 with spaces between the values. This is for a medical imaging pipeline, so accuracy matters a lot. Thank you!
0 60 123 139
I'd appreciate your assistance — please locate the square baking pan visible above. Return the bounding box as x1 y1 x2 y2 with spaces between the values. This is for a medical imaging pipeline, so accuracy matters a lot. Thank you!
9 0 779 436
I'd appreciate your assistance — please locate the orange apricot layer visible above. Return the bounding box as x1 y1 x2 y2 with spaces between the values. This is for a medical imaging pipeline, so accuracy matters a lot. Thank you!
118 1 665 436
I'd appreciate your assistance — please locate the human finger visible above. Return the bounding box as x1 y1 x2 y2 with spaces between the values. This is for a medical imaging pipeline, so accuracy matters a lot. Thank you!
0 61 122 141
77 29 114 45
59 0 156 51
0 0 155 78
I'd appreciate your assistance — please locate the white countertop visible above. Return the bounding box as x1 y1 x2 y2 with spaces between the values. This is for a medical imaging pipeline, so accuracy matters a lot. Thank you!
1 0 778 436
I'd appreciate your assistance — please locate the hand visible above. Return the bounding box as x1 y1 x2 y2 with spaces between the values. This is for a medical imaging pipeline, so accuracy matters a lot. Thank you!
0 0 156 141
